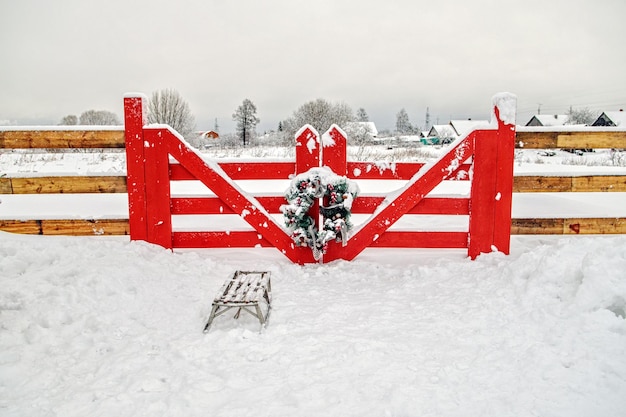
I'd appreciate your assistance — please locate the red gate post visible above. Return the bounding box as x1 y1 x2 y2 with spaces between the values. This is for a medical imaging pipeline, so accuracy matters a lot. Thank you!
492 94 517 255
123 94 148 241
467 128 498 259
468 93 517 259
294 125 321 263
295 125 320 174
322 125 347 176
143 128 173 249
321 125 348 262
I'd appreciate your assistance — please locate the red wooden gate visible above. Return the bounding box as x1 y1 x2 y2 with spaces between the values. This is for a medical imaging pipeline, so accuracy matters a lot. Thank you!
123 93 517 263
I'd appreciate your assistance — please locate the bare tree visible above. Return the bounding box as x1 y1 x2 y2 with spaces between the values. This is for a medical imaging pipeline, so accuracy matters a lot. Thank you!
232 99 260 146
566 106 598 126
79 110 120 125
282 98 354 139
59 115 78 125
356 107 369 122
147 89 195 138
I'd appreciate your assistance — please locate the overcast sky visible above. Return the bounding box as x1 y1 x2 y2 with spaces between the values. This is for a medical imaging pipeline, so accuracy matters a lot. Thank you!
1 0 625 133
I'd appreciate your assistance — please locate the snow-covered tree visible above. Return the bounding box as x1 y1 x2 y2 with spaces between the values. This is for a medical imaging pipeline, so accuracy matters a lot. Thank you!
79 110 120 125
395 108 413 134
232 99 259 146
147 89 196 138
282 99 354 139
566 106 598 126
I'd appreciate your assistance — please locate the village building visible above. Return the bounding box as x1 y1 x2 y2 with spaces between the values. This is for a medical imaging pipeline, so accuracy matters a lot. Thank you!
525 114 569 127
592 110 626 127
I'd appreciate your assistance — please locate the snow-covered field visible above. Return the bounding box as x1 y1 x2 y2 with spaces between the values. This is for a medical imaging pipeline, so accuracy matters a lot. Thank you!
1 144 626 416
1 232 625 416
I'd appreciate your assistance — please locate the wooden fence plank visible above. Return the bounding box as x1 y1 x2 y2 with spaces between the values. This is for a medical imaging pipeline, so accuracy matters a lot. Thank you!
511 218 564 234
0 220 43 234
563 218 626 234
8 176 127 194
41 219 129 235
556 131 626 149
514 131 558 149
513 176 573 192
571 176 626 192
0 129 125 149
0 178 13 194
512 218 626 234
0 219 129 235
516 130 626 149
513 175 626 192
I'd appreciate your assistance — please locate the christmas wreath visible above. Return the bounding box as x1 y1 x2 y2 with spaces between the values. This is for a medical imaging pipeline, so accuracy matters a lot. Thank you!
281 167 359 260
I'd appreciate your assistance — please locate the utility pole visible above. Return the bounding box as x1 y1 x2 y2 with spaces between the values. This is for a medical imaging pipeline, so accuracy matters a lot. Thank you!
425 107 431 131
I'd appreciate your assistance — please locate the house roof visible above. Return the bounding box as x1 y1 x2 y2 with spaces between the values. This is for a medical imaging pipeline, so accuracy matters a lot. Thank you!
592 111 626 127
197 130 220 139
428 125 457 138
525 114 569 127
450 119 490 136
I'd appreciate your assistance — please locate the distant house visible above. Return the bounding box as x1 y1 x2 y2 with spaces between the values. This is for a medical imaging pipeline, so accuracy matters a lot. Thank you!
427 125 458 144
592 110 626 127
450 119 490 136
525 114 568 127
202 130 220 139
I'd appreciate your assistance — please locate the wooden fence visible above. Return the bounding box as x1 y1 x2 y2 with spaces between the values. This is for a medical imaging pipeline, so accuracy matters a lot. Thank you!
2 113 626 249
511 127 626 234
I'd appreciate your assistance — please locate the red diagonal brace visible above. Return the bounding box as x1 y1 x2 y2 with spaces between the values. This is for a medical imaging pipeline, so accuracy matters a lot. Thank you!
163 128 315 263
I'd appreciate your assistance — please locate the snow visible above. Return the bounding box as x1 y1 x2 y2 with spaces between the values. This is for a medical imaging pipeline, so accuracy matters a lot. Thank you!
2 134 626 415
1 232 625 416
492 93 517 126
294 124 319 154
320 124 347 148
321 130 336 147
123 92 148 100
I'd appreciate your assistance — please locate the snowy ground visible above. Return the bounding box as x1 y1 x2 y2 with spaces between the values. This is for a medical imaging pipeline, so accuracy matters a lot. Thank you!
1 145 626 416
1 232 625 416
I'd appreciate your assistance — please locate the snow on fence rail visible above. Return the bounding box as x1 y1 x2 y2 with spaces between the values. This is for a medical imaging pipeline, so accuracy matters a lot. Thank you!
1 95 626 260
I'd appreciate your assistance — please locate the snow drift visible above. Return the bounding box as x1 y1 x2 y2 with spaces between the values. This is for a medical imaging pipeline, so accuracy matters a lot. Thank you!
1 232 625 416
